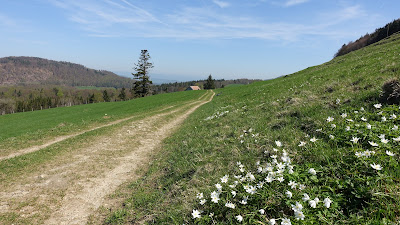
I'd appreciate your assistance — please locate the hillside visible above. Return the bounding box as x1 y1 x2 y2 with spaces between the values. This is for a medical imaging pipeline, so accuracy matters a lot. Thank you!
0 56 132 88
100 33 400 224
335 18 400 57
1 33 400 225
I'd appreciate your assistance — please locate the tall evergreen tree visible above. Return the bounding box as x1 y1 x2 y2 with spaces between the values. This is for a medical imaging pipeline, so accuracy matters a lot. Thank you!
118 87 127 101
103 90 111 102
204 74 216 89
132 50 153 97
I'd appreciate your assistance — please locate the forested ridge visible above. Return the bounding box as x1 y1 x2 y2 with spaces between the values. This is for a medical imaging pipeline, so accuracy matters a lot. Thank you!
335 18 400 57
0 56 132 88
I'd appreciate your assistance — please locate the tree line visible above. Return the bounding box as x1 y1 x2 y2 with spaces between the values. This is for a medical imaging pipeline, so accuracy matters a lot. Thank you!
0 86 134 114
334 18 400 57
0 50 261 115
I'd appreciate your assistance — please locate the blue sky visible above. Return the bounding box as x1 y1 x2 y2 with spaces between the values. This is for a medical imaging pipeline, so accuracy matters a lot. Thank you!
0 0 399 81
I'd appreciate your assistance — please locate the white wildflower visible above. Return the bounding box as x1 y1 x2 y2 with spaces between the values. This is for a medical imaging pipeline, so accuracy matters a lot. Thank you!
386 150 395 156
259 209 265 214
374 103 382 109
225 202 235 209
246 185 257 194
345 126 351 131
361 117 367 121
220 175 229 183
286 190 292 198
308 168 317 175
382 116 387 122
326 117 334 122
211 191 220 203
200 199 206 205
323 197 332 208
368 141 379 147
298 141 306 147
281 218 291 225
309 198 319 208
294 211 305 220
350 137 360 143
236 215 243 222
277 176 284 182
291 202 303 212
393 136 400 142
240 196 248 205
329 134 335 139
393 125 399 130
381 138 389 144
269 219 276 225
310 137 317 142
370 163 382 170
366 124 372 129
288 181 297 189
231 190 237 197
390 114 397 119
196 193 203 199
341 113 347 118
192 209 201 219
275 140 282 147
302 193 310 202
355 152 363 158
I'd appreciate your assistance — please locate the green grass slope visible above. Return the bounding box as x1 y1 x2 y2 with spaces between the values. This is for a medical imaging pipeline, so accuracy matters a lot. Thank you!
0 90 205 152
105 34 400 224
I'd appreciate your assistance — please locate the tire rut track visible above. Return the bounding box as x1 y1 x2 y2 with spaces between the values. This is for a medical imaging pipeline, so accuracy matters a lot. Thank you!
0 91 214 225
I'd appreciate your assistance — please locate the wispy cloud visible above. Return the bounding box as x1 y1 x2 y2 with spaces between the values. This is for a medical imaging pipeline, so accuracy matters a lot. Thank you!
317 5 366 26
48 0 372 42
284 0 310 7
48 0 162 36
213 0 230 8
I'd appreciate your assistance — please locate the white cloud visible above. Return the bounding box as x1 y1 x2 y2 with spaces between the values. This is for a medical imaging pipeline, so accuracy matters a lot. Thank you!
213 0 230 8
48 0 162 35
284 0 310 7
48 0 373 42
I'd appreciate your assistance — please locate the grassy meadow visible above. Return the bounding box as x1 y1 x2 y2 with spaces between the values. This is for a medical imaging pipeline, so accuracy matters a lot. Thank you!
0 90 205 152
0 90 206 186
104 34 400 224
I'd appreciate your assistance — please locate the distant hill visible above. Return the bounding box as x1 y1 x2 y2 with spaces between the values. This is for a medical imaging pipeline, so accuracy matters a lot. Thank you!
334 18 400 57
0 56 132 88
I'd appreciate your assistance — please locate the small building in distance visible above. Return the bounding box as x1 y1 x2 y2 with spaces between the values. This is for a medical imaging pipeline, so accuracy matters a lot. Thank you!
185 86 201 91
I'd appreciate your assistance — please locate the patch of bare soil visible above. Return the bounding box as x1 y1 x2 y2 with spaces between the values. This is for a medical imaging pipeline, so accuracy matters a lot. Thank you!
0 91 214 224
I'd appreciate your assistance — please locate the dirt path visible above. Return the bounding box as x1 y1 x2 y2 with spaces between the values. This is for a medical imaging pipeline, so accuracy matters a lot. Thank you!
0 91 214 225
0 105 177 161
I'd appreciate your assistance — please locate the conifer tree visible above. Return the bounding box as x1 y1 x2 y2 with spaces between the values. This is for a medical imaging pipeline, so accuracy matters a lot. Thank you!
204 74 216 89
103 90 110 102
118 87 127 101
132 50 153 97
